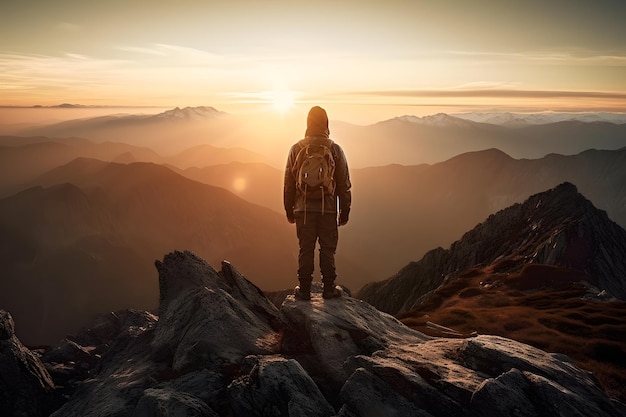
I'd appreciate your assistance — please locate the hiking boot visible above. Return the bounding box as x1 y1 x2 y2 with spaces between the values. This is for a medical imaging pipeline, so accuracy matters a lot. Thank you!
294 285 311 301
322 284 342 299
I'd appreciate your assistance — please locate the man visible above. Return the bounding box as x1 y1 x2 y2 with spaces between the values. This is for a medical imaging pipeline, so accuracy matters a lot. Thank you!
284 106 352 300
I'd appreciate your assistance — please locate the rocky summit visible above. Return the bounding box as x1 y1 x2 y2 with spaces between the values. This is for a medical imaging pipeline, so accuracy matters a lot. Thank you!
1 250 624 416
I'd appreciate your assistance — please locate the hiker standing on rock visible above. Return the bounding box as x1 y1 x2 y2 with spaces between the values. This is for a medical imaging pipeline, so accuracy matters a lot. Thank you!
284 106 352 300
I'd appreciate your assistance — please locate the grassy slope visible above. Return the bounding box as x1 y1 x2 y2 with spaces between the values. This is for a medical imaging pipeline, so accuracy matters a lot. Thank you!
397 261 626 402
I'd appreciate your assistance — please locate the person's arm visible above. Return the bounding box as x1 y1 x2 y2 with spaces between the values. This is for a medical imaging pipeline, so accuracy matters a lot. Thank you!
334 145 352 225
283 145 298 223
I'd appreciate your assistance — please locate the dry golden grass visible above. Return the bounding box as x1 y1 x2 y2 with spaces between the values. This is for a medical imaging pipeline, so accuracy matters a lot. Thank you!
398 263 626 402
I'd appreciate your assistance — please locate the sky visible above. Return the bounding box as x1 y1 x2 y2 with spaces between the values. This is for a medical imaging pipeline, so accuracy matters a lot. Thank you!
1 0 625 124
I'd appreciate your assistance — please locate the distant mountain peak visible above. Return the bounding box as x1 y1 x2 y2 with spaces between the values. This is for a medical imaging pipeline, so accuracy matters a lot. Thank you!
392 113 475 128
153 106 225 121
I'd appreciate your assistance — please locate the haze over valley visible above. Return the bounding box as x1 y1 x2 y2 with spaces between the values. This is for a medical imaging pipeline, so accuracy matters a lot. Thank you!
1 107 626 346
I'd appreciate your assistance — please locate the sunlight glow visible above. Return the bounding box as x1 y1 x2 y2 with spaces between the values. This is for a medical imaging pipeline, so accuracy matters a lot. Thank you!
271 88 295 113
233 177 247 192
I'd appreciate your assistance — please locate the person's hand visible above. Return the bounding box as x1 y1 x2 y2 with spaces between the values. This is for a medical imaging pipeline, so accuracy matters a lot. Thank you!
286 210 295 224
338 210 349 226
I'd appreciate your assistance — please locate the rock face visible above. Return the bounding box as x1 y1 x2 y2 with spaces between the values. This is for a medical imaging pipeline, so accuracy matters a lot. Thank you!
0 310 57 417
359 182 626 315
34 250 623 416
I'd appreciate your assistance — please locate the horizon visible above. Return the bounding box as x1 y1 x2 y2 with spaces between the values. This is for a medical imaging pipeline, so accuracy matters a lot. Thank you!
1 103 625 129
1 1 625 125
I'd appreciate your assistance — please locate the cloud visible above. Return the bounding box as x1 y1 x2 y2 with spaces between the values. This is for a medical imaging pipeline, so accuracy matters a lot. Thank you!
0 53 127 83
445 50 626 66
116 43 215 58
342 89 626 100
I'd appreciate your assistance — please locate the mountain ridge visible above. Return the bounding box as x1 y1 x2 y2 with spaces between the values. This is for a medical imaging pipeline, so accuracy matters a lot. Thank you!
453 111 626 126
358 182 626 315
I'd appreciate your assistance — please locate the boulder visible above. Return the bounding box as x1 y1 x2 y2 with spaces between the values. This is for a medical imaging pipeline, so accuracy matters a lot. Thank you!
228 355 335 417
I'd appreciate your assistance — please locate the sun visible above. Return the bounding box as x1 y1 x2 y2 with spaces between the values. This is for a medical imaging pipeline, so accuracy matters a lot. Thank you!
271 88 295 113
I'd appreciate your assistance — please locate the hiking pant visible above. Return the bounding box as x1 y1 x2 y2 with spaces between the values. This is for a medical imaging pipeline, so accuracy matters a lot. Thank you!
295 211 338 286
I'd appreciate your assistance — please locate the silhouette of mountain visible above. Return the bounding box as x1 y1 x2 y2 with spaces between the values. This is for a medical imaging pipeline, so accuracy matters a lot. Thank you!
23 106 224 134
12 109 626 167
334 115 626 167
15 146 620 298
0 136 163 196
358 182 626 313
19 106 236 155
341 148 626 288
454 111 626 126
0 159 297 344
3 251 624 416
0 136 279 197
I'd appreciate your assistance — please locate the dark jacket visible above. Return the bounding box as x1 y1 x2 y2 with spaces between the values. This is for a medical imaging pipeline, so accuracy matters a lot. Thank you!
284 136 351 217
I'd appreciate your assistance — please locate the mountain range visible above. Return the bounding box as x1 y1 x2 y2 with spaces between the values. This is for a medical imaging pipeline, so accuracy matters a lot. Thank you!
0 159 297 344
6 107 626 167
453 111 626 126
334 114 626 167
341 147 626 284
0 136 269 197
2 139 626 344
1 108 626 341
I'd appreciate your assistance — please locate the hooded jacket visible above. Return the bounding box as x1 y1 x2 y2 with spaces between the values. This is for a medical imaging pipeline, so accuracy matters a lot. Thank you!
284 106 351 217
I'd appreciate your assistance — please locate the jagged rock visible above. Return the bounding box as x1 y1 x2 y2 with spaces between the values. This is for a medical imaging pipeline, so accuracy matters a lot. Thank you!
228 355 335 417
152 251 282 370
21 250 624 416
50 313 164 417
51 251 283 416
41 309 159 403
359 182 626 315
0 309 57 417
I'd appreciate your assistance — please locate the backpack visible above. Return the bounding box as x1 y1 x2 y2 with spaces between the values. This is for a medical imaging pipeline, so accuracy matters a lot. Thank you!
293 139 336 213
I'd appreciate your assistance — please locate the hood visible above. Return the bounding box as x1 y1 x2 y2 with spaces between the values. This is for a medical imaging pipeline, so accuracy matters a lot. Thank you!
305 106 330 138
